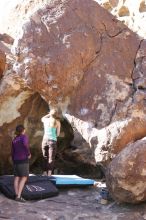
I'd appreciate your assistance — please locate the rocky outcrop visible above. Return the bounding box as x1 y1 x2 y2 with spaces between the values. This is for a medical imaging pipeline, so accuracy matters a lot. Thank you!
106 138 146 203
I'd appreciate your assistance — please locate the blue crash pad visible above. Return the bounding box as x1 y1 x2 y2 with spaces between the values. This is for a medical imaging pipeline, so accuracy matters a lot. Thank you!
49 175 95 186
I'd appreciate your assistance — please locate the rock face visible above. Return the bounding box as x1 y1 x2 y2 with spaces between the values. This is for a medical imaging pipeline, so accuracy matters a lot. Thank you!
106 138 146 203
11 0 142 128
96 0 146 38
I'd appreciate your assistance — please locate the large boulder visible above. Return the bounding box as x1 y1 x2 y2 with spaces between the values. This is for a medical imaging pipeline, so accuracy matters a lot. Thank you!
106 138 146 203
11 0 142 128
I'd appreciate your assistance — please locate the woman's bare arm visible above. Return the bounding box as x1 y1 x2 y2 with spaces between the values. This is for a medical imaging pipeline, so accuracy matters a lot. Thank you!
56 120 61 137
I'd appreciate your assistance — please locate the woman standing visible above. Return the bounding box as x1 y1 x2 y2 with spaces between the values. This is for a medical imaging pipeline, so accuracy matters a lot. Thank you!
11 125 31 202
41 109 61 176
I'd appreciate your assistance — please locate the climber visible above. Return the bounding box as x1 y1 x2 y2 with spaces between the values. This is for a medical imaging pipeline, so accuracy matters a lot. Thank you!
41 109 61 176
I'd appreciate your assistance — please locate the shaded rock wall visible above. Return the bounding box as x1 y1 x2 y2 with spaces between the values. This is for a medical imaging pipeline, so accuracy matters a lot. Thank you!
0 90 48 174
65 114 146 168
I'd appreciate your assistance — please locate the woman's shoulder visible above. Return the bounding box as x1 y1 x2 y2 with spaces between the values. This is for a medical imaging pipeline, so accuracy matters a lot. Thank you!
12 134 25 142
20 134 28 140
